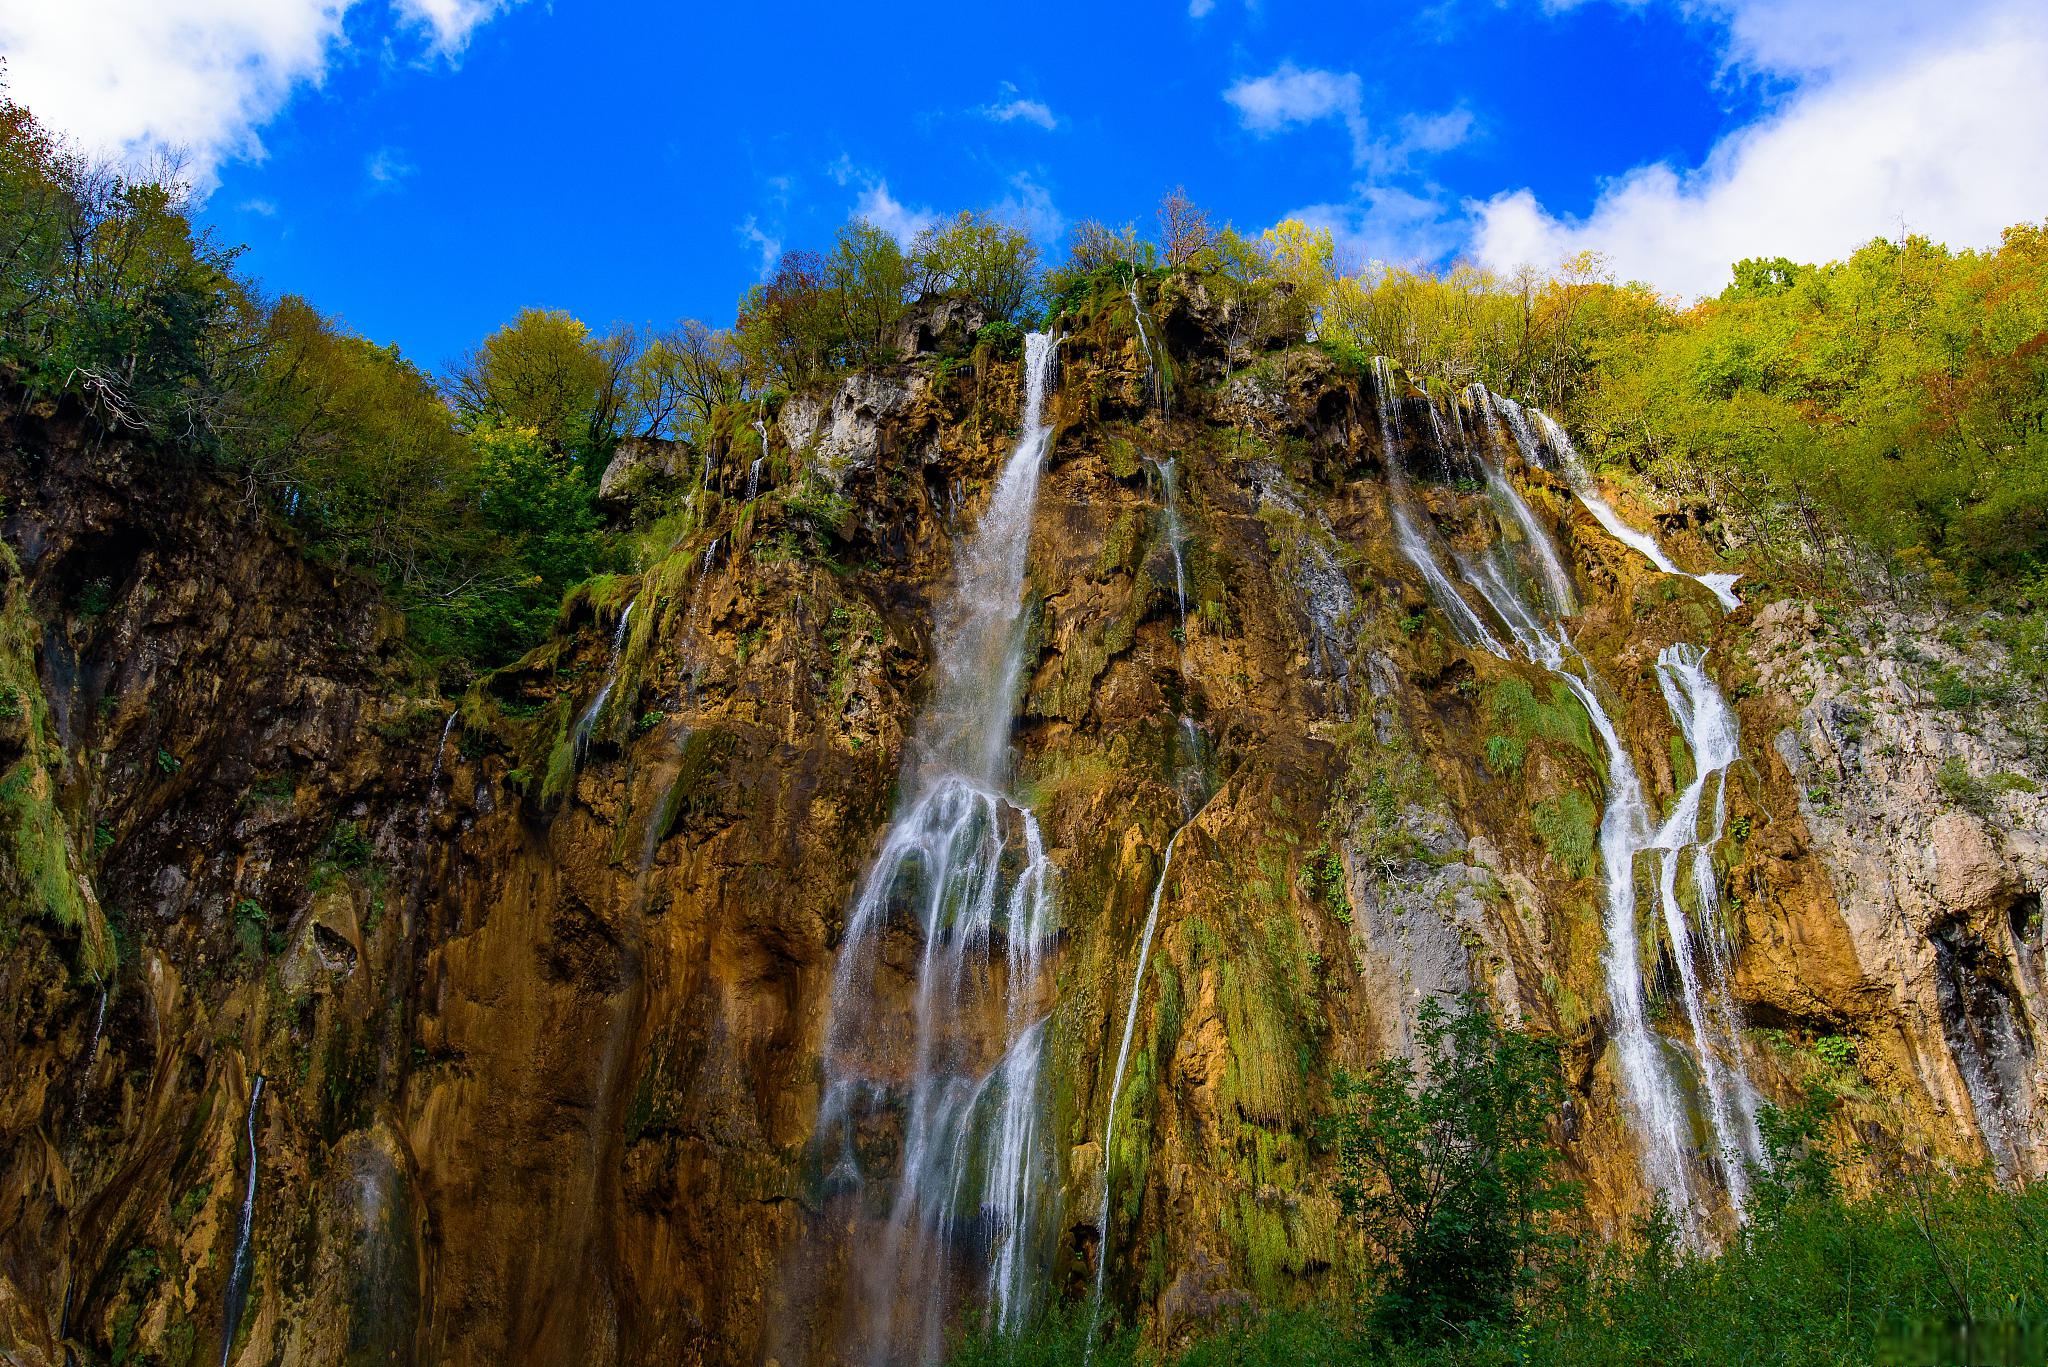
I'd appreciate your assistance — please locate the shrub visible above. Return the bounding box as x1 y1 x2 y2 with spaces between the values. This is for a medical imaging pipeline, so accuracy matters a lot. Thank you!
1329 994 1578 1341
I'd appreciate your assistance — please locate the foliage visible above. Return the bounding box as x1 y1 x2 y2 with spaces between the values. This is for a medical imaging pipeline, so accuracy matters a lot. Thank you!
446 306 634 464
972 1165 2048 1367
0 92 253 441
910 211 1041 325
1329 995 1578 1340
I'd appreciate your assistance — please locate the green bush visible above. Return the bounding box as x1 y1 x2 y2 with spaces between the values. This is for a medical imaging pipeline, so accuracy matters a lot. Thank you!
1329 995 1578 1341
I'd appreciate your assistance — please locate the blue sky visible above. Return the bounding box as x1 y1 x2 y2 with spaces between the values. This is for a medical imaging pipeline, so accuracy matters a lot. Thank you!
7 0 2045 369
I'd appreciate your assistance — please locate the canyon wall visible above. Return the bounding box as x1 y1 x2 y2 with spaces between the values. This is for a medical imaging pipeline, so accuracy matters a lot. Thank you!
1 274 2042 1365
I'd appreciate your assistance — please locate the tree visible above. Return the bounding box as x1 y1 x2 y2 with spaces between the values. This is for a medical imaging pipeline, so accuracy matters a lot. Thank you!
1330 994 1578 1340
829 220 913 365
447 307 635 461
0 90 249 440
1158 186 1212 267
909 211 1040 324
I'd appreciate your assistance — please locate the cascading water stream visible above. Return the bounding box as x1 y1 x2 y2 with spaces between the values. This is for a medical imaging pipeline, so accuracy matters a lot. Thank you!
1127 277 1167 415
219 1073 265 1366
815 332 1061 1365
1088 829 1181 1337
749 418 769 500
1493 397 1741 612
1377 365 1762 1233
571 599 636 762
1650 644 1763 1212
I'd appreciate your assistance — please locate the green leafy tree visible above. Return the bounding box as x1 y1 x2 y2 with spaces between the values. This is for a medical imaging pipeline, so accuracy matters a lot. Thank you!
1330 993 1578 1340
910 211 1041 324
0 91 250 440
448 307 636 463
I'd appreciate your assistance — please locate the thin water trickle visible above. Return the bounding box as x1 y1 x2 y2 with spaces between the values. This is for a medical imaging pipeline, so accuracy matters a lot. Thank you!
815 333 1061 1363
428 712 457 791
571 599 637 763
1087 829 1181 1348
219 1073 265 1366
1127 278 1166 415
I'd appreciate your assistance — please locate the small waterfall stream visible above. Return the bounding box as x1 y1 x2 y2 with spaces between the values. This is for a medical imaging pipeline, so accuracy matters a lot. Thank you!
815 332 1061 1364
1127 277 1167 415
1493 397 1742 611
1087 453 1213 1346
219 1073 265 1366
571 598 637 762
749 418 769 500
1089 829 1181 1334
1375 365 1762 1233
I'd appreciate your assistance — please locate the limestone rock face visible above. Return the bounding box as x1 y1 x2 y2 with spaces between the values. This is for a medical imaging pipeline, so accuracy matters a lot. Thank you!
777 369 931 488
599 435 695 506
1 282 2043 1367
1753 599 2047 1178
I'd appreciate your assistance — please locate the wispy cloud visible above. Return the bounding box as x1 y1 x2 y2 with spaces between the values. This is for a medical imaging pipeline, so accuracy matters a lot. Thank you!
390 0 523 58
364 146 414 187
1223 62 1472 172
737 215 782 278
237 196 278 216
854 180 938 245
994 172 1066 241
979 82 1057 131
1224 62 1364 138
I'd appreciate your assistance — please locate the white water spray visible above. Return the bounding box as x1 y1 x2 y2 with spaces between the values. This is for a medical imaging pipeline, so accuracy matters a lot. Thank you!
815 333 1061 1364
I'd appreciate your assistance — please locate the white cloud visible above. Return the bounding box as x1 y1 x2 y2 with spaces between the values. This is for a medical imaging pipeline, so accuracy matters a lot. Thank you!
980 82 1057 131
854 181 938 246
238 197 279 216
0 0 353 191
1286 185 1464 271
1397 108 1474 158
993 172 1066 241
390 0 517 56
1224 63 1471 172
0 0 517 194
737 215 781 278
1224 62 1364 137
1189 0 1216 15
1471 2 2048 298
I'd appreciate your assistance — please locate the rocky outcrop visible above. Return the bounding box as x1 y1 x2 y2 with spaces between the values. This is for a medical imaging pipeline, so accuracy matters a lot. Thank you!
1 272 2043 1367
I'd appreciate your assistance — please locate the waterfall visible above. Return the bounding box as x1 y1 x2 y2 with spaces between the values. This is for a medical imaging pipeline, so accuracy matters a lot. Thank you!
72 985 108 1130
220 1073 265 1366
1088 830 1181 1342
571 599 637 762
815 332 1060 1364
1651 644 1763 1212
1127 278 1166 415
1494 398 1741 611
1151 458 1190 632
429 712 457 790
749 418 769 500
1374 363 1762 1233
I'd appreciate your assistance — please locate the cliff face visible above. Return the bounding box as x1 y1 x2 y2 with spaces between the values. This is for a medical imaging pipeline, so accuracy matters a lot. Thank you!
1 276 2043 1366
